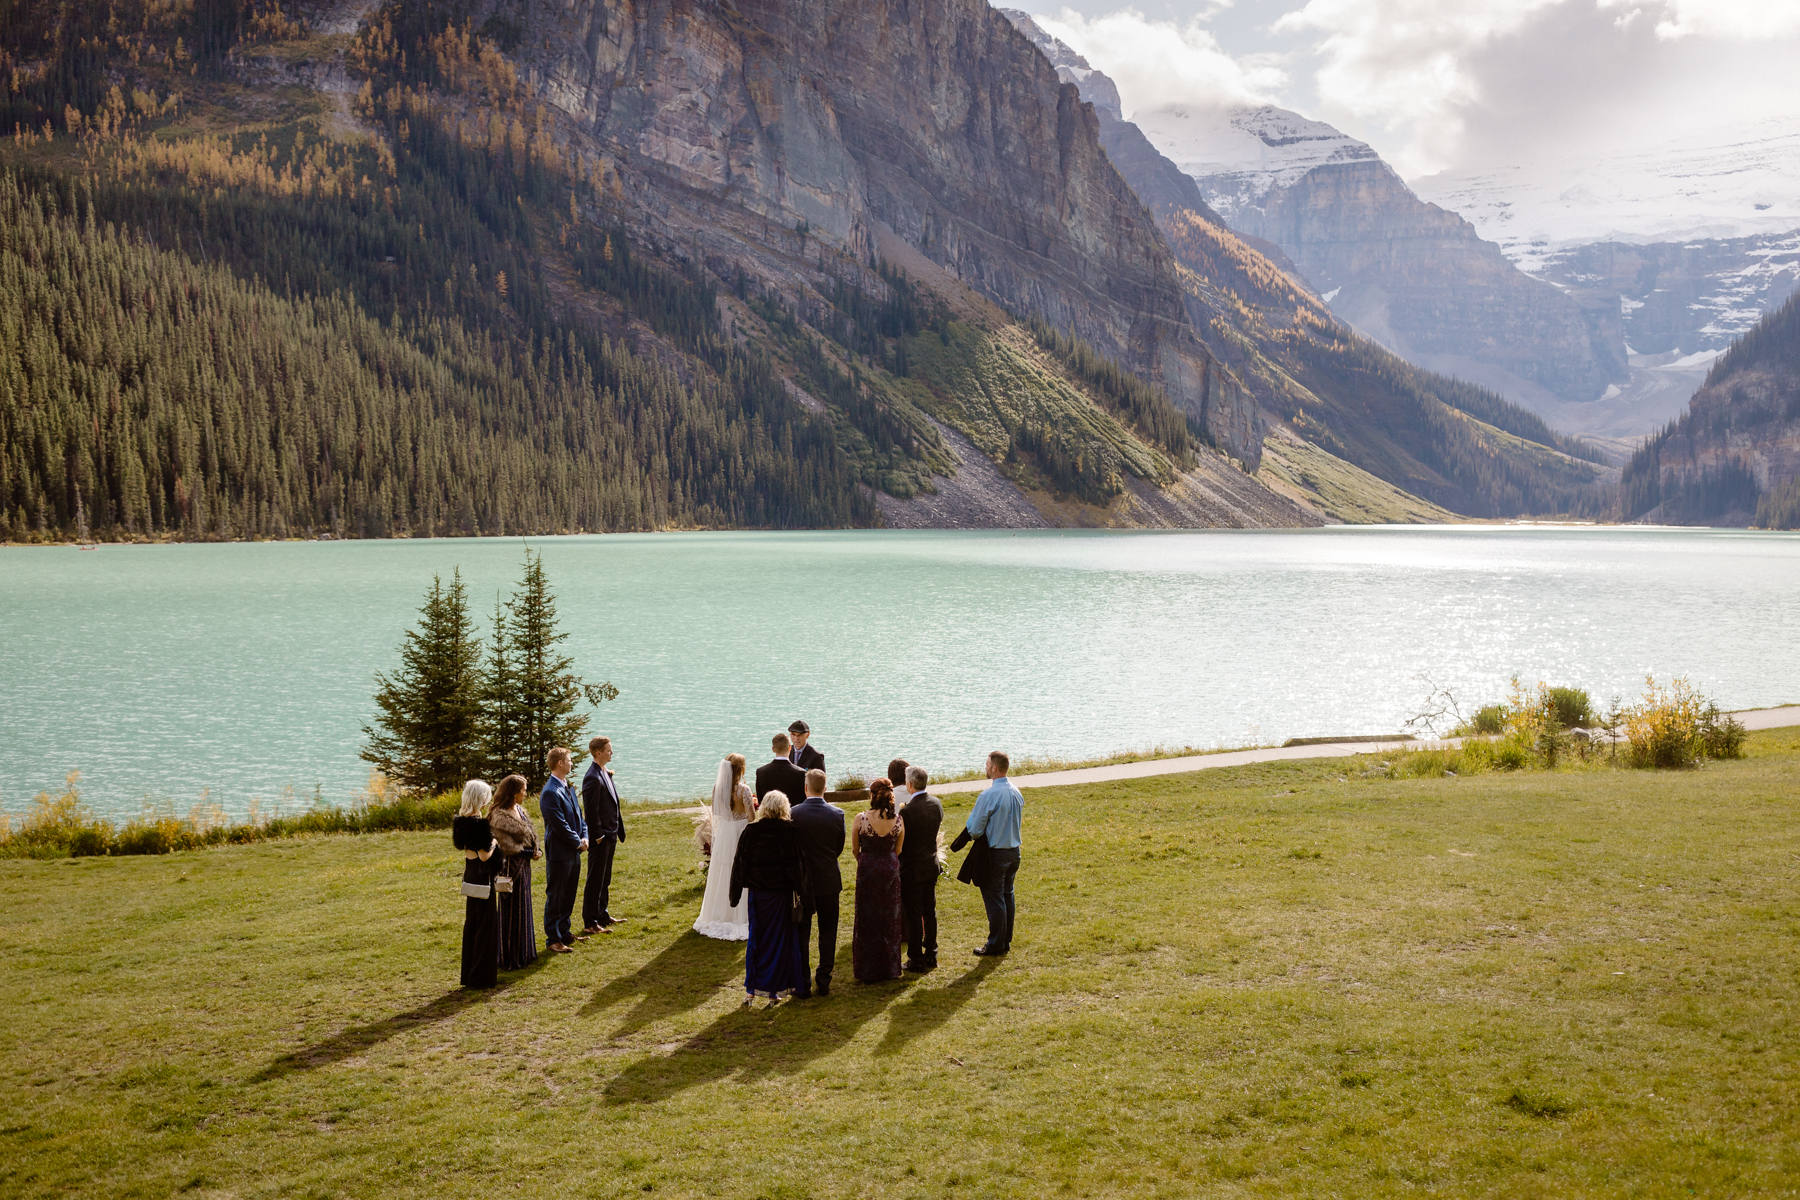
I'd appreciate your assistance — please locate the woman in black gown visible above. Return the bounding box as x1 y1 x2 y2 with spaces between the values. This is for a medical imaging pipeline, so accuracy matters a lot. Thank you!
851 777 906 983
729 790 810 1002
452 780 500 989
489 774 541 971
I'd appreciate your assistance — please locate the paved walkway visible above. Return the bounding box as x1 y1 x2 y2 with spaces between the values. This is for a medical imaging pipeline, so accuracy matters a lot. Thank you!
932 704 1800 795
643 706 1800 812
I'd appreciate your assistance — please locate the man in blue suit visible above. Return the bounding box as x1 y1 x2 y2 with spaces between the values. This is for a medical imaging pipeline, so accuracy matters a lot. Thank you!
540 746 588 954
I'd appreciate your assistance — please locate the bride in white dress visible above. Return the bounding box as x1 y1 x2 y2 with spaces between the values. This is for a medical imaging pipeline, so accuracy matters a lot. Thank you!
693 753 753 939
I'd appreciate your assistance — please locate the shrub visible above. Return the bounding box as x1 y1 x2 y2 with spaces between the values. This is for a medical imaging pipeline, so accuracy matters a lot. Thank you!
1466 704 1507 735
1622 676 1704 768
67 823 116 857
1491 735 1532 771
1546 687 1593 730
0 773 113 857
1391 747 1462 778
0 773 467 859
1699 704 1747 760
1621 676 1743 769
1459 739 1497 773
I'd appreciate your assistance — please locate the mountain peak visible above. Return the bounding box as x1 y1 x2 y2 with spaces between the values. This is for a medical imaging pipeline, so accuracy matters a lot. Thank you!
1131 104 1380 220
1000 9 1122 120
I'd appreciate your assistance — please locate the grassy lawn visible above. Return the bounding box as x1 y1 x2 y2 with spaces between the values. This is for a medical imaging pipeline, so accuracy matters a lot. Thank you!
4 732 1798 1198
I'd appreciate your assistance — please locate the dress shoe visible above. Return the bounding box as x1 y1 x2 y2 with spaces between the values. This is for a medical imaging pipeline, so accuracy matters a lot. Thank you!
548 942 571 954
816 981 830 997
582 924 604 935
973 945 1006 957
904 959 926 973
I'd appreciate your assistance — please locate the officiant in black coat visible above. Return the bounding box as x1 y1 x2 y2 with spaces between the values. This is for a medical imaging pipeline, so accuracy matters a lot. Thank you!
787 720 825 773
756 732 809 807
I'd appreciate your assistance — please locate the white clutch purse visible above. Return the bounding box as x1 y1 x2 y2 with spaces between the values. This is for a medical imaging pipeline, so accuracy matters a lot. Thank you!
460 881 492 900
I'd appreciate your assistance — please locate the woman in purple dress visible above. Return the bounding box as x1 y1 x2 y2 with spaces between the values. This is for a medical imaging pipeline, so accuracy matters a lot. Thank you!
851 777 906 983
489 774 541 971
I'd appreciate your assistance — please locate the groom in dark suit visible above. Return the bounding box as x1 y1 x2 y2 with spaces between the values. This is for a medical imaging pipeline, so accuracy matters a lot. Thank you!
790 768 845 997
787 720 825 774
581 735 626 933
755 732 809 807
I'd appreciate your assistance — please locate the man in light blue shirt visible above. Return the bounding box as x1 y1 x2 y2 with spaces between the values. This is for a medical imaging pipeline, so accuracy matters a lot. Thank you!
965 751 1023 956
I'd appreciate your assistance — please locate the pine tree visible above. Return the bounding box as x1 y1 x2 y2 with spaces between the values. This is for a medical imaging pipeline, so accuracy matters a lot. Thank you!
477 594 530 781
360 570 483 795
503 549 595 777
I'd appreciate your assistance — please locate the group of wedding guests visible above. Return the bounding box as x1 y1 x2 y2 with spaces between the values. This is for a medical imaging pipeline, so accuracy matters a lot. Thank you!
451 720 1027 1004
695 726 1025 1004
451 737 628 988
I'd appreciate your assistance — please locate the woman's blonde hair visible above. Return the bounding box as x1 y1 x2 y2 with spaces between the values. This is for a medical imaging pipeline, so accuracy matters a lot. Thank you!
756 790 792 821
727 753 751 819
459 779 492 817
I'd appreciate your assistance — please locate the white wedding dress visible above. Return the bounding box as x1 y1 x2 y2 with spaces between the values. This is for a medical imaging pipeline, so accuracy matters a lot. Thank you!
693 760 751 940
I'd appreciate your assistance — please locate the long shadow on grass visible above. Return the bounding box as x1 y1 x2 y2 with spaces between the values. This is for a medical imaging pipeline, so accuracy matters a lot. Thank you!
251 958 549 1082
602 972 908 1105
873 957 997 1057
581 932 746 1036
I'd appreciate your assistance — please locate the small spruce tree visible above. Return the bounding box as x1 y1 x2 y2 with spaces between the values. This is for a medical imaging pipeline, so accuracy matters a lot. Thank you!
482 550 617 780
361 570 483 795
478 595 529 781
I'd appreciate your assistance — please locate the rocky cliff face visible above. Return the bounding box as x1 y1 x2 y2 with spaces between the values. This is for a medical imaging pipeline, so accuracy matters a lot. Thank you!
506 0 1262 463
1247 158 1627 410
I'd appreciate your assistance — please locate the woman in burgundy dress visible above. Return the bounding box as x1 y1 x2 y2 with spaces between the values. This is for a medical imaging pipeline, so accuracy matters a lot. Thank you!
851 777 906 983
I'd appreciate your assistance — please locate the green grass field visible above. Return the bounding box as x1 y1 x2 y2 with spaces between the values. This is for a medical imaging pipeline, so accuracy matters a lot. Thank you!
5 732 1798 1198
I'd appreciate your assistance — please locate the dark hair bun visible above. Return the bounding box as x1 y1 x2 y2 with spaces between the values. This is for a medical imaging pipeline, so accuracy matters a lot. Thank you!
868 777 895 817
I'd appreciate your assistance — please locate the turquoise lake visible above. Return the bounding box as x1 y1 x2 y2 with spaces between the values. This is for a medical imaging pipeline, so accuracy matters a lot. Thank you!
2 526 1796 820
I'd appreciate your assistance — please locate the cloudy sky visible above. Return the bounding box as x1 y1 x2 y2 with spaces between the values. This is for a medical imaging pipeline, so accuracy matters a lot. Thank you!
1026 0 1800 179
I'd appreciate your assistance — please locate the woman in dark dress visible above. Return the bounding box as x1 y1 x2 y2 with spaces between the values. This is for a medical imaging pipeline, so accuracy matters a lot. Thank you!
851 777 906 983
489 774 541 971
452 780 500 989
729 790 810 1002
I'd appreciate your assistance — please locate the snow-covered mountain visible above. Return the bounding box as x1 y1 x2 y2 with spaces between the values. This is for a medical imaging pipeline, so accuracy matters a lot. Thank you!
1414 119 1800 269
1124 100 1622 416
1412 121 1800 436
1130 104 1380 223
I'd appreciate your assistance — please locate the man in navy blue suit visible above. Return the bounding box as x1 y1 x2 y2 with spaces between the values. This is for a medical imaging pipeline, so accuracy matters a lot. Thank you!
539 746 588 954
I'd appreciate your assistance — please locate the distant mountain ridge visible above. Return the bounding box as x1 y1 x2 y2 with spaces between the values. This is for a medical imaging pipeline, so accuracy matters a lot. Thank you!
1620 293 1800 529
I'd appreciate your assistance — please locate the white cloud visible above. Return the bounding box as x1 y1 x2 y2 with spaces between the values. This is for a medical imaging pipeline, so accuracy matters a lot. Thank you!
1272 0 1565 174
1597 0 1800 40
1043 1 1800 179
1031 8 1289 112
